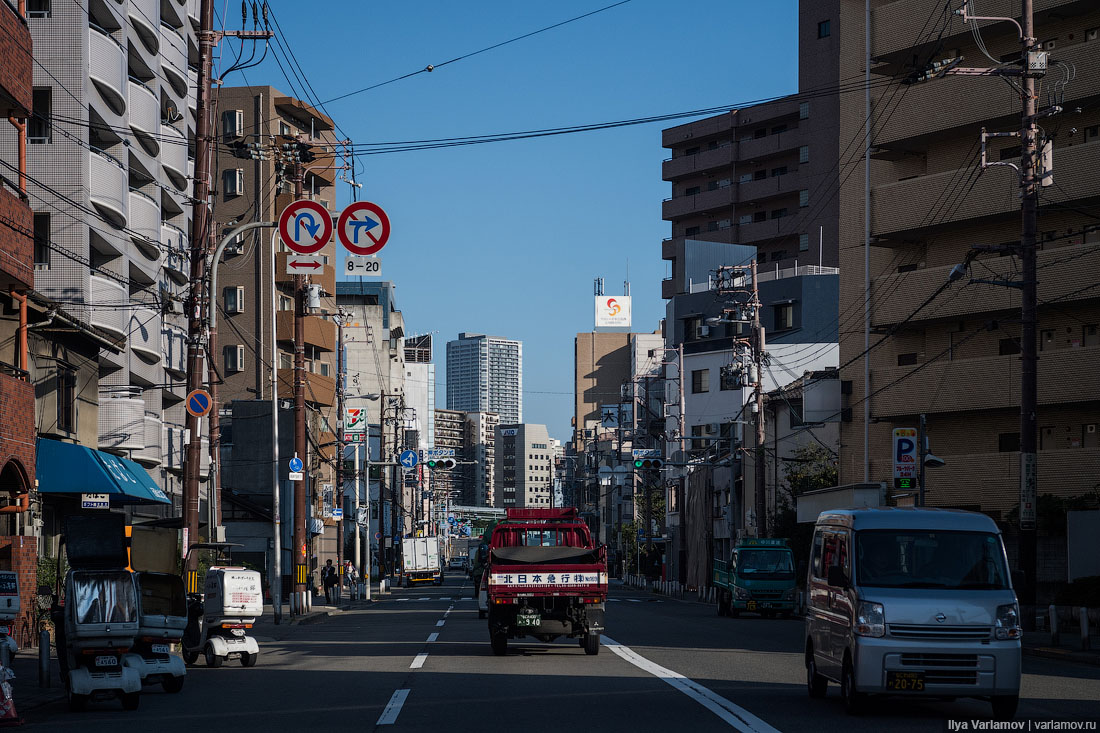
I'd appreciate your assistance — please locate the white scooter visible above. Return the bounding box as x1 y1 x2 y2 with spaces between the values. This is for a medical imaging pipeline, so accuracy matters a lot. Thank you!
182 566 262 668
122 572 186 692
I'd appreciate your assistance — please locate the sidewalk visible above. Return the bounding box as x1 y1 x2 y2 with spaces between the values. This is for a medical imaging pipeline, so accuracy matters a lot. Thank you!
253 580 390 630
6 644 65 714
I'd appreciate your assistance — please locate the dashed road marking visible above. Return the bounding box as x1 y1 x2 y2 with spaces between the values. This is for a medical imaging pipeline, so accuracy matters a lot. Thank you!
427 633 439 642
435 619 445 627
376 689 409 726
410 653 428 669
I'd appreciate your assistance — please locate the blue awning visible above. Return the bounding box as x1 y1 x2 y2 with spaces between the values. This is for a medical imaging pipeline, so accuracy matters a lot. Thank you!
36 439 171 505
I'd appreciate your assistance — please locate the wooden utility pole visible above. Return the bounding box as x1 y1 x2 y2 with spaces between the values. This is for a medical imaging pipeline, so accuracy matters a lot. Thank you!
335 311 346 596
751 260 767 538
292 163 308 612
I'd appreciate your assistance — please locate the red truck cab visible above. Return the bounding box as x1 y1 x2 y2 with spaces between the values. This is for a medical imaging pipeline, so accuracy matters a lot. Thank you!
486 508 607 656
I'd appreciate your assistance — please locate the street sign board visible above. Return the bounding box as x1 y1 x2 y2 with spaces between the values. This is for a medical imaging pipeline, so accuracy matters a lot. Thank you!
285 254 325 275
345 255 382 277
399 449 418 469
278 199 333 255
332 507 344 519
185 389 212 417
632 448 661 458
345 408 366 433
289 456 304 473
337 201 390 256
81 493 109 509
892 428 918 490
289 472 304 481
422 448 455 459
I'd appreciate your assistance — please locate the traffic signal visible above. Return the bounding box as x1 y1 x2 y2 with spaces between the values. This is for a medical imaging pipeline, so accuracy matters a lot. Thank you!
633 458 664 470
426 458 456 470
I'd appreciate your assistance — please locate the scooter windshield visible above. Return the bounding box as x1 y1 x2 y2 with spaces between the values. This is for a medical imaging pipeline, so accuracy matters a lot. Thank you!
72 571 137 625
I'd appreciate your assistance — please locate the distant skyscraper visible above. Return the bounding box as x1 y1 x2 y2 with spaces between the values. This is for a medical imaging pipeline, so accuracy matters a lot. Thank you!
446 333 522 424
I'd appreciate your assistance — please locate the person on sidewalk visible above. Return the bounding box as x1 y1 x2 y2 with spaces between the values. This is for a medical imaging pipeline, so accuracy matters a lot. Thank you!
321 559 338 605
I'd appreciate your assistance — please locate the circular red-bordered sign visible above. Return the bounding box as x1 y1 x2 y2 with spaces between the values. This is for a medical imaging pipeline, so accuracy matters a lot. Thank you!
278 199 333 254
337 201 391 256
185 389 212 417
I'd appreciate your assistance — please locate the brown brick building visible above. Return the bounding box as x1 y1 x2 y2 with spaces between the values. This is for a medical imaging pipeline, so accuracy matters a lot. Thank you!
834 0 1100 519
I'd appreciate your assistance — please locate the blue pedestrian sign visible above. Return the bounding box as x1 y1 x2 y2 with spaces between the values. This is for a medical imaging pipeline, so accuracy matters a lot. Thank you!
289 456 304 473
399 450 418 469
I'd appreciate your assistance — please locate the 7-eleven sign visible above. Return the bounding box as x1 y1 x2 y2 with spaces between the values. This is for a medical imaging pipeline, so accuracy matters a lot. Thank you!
344 408 366 442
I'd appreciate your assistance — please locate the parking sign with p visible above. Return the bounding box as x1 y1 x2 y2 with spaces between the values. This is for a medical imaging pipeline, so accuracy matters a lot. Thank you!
893 428 918 490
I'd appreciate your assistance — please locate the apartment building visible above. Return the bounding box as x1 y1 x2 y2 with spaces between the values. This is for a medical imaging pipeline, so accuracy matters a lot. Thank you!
834 0 1100 526
0 0 203 520
446 333 523 424
433 408 467 505
494 423 553 508
465 411 499 507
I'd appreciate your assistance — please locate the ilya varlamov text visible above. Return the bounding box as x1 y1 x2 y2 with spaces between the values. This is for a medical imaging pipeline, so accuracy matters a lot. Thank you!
948 722 1097 731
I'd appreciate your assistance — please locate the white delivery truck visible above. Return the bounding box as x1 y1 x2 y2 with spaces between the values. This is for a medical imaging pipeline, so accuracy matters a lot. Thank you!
400 537 442 587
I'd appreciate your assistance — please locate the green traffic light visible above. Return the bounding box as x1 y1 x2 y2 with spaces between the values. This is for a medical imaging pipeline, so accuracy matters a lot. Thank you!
634 460 644 468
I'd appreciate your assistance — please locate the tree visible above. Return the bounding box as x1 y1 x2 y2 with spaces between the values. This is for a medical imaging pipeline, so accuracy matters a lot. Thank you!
771 443 837 580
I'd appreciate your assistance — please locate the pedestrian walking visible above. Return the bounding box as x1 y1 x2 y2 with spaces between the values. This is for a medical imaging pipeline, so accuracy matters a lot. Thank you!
321 559 338 605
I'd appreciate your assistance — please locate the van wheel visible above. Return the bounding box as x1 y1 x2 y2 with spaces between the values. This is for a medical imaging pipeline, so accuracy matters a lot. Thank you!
806 647 828 699
841 658 865 715
991 695 1018 721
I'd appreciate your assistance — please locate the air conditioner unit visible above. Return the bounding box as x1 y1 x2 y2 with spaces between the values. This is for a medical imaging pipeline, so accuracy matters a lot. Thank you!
1043 39 1056 50
1087 424 1096 434
167 300 184 315
1087 28 1098 42
700 325 711 337
705 423 719 435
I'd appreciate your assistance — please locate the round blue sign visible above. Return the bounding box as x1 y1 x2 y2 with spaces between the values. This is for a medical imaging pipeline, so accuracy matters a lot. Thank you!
289 456 303 472
399 450 418 468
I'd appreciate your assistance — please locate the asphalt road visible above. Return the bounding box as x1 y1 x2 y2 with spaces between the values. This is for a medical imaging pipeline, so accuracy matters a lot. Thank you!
26 576 1099 731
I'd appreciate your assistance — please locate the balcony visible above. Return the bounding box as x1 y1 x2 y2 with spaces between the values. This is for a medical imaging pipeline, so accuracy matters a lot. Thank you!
871 243 1100 328
161 0 185 27
161 324 186 376
99 388 145 452
662 112 736 149
872 345 1100 418
162 423 185 471
161 123 188 188
128 0 160 54
662 144 736 181
736 171 803 205
736 217 790 244
159 22 188 96
278 368 335 407
662 185 736 221
88 24 127 115
737 128 804 162
130 308 163 364
275 312 337 352
0 186 33 289
89 148 128 227
661 278 677 299
275 251 335 294
128 189 161 257
127 78 160 155
132 414 163 467
89 275 127 338
186 0 198 28
872 141 1100 238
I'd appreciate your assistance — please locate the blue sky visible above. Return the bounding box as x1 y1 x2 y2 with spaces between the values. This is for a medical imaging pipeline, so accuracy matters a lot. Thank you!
235 0 798 442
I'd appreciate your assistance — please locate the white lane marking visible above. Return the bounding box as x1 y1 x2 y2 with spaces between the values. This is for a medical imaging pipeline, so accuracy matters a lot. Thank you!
440 596 451 600
418 597 430 601
410 653 428 669
601 636 780 733
627 599 642 603
609 598 621 602
397 598 410 602
427 633 439 642
376 689 410 726
435 619 445 627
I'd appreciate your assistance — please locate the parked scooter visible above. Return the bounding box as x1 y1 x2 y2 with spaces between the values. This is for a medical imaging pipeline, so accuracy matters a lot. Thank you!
0 571 19 663
182 563 262 668
122 572 186 692
52 515 142 712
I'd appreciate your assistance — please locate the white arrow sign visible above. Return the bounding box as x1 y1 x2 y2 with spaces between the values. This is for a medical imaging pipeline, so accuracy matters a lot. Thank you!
286 255 325 275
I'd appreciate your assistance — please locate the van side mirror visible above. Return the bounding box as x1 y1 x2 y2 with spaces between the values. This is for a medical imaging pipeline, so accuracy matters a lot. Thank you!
827 565 849 589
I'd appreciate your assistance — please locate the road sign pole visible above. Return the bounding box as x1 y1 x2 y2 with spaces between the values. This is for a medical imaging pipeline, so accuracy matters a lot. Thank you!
292 173 309 615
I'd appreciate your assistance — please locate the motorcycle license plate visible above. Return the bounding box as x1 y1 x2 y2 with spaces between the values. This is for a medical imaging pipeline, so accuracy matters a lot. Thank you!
95 655 117 668
886 671 926 692
516 614 541 627
152 644 170 655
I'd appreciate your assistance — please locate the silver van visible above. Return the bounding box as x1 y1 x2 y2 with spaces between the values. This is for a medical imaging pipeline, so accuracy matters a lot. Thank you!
804 507 1021 719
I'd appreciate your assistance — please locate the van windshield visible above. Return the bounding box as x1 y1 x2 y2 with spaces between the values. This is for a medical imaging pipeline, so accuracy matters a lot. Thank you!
736 549 795 580
856 530 1010 590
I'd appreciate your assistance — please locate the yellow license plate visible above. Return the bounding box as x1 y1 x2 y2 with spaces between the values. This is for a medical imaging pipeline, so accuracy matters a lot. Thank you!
886 671 925 691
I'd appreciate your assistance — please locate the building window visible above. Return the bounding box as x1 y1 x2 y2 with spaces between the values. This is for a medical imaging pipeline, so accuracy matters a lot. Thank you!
29 88 51 143
799 233 810 252
998 337 1021 356
998 432 1020 452
1083 324 1098 347
279 295 293 311
26 0 51 17
753 128 767 140
799 145 810 164
738 214 753 225
771 124 788 135
787 398 805 427
1040 329 1055 351
799 101 810 119
685 185 700 196
774 304 794 330
223 168 244 196
753 211 767 223
896 352 918 366
279 352 292 370
225 285 244 314
33 213 50 266
818 20 831 38
685 226 700 236
57 365 76 433
222 109 244 138
770 208 788 219
738 173 752 184
770 166 788 177
691 369 709 394
799 189 809 207
225 344 244 373
771 250 787 262
754 169 767 181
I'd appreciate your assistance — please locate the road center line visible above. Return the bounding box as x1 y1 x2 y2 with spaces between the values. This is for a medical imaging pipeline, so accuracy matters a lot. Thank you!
410 653 428 669
600 636 780 733
427 633 439 642
418 597 430 600
376 689 410 726
435 619 445 627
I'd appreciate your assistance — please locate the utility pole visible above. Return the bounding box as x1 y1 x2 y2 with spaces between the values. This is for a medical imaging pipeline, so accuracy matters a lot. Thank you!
379 388 387 576
751 260 767 538
182 0 216 593
1018 0 1040 623
291 160 308 613
335 310 346 598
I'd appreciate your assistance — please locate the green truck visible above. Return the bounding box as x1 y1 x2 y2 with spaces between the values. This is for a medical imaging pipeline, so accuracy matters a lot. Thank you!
714 537 797 618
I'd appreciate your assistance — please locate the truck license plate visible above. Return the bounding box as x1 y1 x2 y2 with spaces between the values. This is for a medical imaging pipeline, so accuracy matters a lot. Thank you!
152 644 170 655
886 671 925 692
95 655 117 668
516 614 541 627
